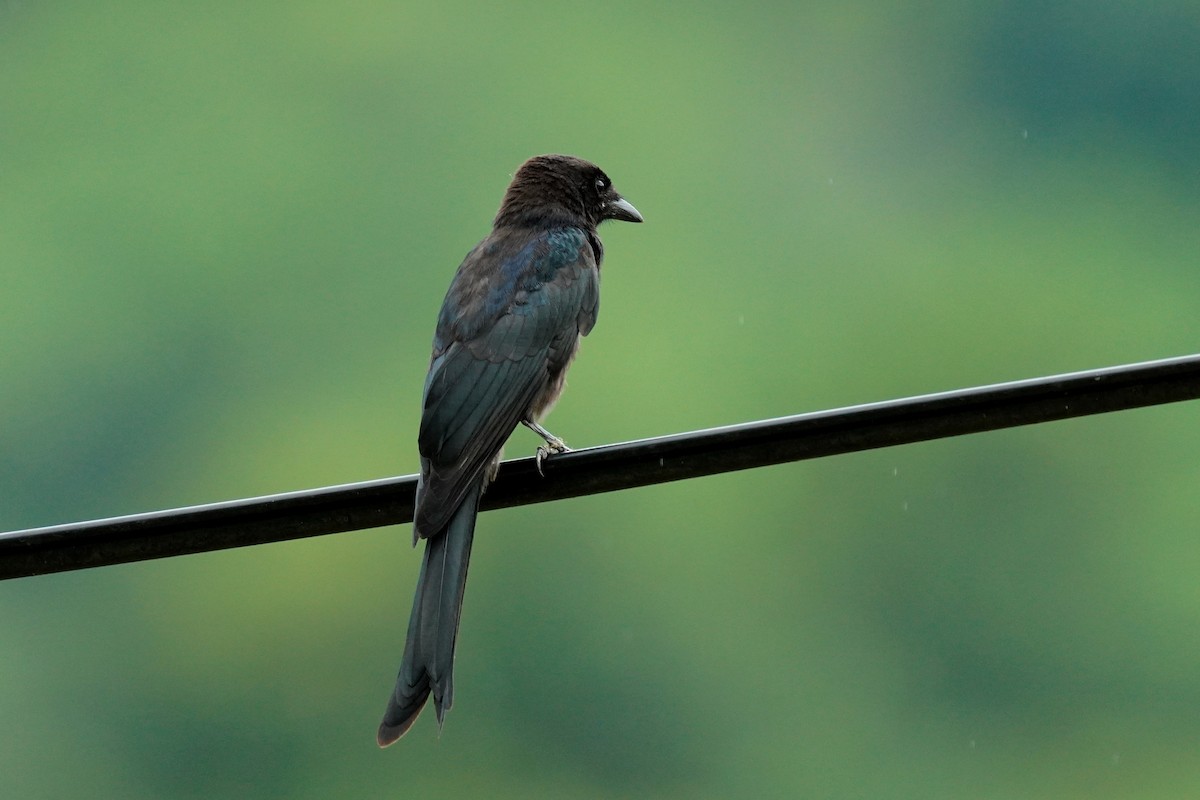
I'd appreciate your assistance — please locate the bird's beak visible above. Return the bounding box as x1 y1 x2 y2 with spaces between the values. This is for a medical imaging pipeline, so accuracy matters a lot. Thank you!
605 196 644 223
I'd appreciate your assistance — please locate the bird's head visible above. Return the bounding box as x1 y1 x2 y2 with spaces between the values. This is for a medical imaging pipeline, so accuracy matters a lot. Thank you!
495 154 643 229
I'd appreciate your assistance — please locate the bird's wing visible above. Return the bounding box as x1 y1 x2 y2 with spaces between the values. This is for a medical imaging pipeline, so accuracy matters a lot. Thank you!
414 227 599 535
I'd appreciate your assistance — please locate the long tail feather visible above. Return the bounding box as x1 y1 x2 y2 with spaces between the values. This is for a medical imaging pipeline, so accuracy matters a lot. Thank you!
377 480 482 746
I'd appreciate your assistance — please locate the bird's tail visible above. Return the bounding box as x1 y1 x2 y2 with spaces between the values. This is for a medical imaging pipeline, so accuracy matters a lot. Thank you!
377 481 482 747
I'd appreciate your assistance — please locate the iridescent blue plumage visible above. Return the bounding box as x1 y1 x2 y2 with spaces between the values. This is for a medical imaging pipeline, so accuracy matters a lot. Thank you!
378 155 641 746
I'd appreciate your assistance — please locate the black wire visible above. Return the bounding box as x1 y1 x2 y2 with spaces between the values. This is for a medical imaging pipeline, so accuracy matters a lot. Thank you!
3 353 1199 580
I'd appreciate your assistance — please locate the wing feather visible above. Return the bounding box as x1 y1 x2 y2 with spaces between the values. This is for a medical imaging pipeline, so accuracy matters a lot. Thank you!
413 227 599 536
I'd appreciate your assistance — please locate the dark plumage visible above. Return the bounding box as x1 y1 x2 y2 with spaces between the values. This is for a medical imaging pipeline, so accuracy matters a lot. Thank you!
377 154 642 746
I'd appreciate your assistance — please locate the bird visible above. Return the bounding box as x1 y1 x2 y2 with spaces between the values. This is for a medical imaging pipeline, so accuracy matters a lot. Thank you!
377 154 642 746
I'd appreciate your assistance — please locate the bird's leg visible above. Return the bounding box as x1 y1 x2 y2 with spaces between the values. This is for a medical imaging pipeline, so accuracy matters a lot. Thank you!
522 419 571 476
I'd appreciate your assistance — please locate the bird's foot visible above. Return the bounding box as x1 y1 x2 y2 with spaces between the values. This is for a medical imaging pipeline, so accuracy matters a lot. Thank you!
534 437 571 476
522 419 571 476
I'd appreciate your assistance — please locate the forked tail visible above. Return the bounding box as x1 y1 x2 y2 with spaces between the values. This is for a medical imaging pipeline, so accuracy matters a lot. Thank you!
377 481 482 746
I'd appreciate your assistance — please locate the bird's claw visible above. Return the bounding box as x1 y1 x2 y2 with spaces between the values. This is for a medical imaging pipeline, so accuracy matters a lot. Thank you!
535 438 570 476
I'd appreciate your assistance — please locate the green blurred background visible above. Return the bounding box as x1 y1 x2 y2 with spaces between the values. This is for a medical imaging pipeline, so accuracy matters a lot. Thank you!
4 1 1200 797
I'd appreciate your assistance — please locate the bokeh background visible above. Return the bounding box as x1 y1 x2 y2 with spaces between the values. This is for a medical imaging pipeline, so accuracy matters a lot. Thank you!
4 2 1200 797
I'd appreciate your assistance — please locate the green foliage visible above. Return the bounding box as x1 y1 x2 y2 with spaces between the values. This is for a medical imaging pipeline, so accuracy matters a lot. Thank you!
3 1 1199 796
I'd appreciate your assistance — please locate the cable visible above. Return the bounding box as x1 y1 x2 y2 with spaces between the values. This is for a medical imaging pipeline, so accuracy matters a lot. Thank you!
3 353 1199 580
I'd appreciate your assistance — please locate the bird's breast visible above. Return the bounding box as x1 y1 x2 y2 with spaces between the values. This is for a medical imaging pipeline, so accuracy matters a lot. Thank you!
527 331 581 420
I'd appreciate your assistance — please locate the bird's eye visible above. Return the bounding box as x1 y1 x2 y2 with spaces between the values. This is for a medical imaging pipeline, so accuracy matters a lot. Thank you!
595 177 608 192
